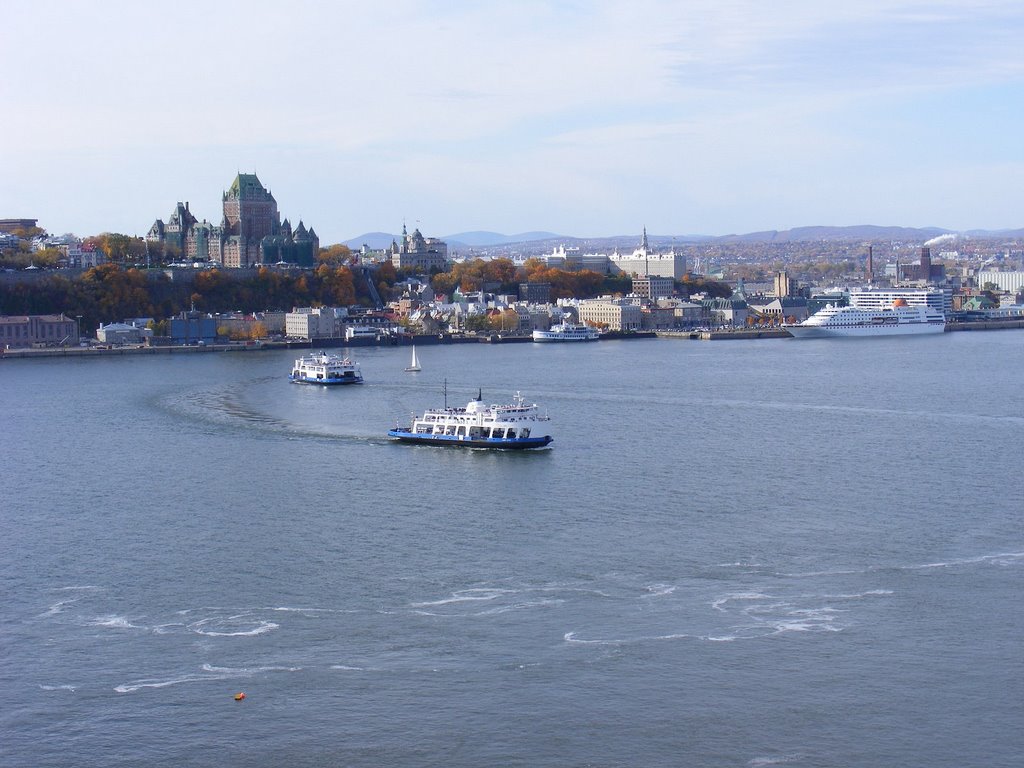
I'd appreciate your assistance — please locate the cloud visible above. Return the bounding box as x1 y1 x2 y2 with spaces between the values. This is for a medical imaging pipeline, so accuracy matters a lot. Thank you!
2 1 1023 239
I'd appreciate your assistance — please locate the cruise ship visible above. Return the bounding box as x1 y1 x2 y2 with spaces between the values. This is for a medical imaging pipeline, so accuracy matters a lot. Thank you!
785 301 945 338
388 390 552 449
532 322 600 342
289 351 363 384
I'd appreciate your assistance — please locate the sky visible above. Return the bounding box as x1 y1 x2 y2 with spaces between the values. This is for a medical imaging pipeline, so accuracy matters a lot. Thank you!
2 0 1023 244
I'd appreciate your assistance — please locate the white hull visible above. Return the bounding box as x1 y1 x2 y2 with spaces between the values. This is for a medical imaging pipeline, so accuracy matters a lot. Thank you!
532 323 599 342
787 323 944 338
290 351 363 384
389 390 552 450
786 303 946 339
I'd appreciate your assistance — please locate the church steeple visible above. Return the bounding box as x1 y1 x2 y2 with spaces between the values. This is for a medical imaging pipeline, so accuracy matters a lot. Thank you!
641 226 649 251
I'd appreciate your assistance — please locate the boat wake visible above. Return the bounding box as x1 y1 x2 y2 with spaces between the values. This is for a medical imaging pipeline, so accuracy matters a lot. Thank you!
155 384 390 445
409 587 566 617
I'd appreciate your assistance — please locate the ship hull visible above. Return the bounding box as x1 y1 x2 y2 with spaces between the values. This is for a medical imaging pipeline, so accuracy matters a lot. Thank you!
387 430 552 449
531 334 599 342
290 375 363 384
786 323 945 338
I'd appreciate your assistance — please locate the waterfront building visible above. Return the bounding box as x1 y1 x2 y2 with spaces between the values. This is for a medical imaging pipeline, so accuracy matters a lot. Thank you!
641 304 678 330
285 307 348 340
703 296 749 327
96 322 152 345
169 312 218 345
609 228 686 279
747 296 810 323
0 313 77 348
577 297 642 331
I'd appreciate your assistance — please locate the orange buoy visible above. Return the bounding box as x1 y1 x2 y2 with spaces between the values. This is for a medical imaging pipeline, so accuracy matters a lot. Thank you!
234 692 246 701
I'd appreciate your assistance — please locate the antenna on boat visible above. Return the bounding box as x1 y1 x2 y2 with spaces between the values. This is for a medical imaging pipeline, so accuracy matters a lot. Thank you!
443 378 448 409
477 387 482 401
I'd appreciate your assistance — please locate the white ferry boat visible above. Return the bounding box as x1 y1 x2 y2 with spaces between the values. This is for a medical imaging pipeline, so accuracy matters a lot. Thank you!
786 301 945 338
289 351 363 384
388 389 552 449
532 322 599 342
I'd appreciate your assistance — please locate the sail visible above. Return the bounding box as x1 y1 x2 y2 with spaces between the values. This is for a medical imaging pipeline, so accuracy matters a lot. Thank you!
406 346 421 371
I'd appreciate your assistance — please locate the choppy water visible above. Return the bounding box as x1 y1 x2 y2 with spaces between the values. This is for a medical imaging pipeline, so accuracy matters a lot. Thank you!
2 334 1023 767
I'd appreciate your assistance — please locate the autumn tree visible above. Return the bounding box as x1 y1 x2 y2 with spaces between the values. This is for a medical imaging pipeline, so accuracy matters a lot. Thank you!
314 264 356 306
318 243 353 267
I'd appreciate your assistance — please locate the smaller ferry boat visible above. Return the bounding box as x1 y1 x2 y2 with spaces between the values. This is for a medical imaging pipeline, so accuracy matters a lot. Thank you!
785 301 945 338
388 388 552 449
532 322 599 342
289 351 363 385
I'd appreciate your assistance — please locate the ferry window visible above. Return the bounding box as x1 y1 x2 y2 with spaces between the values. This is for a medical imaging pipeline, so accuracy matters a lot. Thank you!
521 429 530 438
457 426 467 436
507 429 517 439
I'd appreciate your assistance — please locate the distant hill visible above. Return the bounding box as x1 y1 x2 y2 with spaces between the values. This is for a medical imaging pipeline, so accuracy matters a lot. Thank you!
343 232 396 250
715 225 953 243
339 225 1021 251
962 228 1024 239
443 231 562 247
342 230 562 250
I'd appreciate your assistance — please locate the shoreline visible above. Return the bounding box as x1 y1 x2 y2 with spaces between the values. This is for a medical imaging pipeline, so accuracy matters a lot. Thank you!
2 321 1021 360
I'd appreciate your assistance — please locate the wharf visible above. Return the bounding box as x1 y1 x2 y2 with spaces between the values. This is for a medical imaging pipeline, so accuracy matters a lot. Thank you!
657 329 792 340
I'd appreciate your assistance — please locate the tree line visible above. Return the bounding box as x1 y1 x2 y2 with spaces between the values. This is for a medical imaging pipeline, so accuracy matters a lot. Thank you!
1 254 732 332
0 264 363 331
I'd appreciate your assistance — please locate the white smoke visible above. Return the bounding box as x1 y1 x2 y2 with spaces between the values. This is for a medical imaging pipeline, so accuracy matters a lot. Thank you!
923 233 957 247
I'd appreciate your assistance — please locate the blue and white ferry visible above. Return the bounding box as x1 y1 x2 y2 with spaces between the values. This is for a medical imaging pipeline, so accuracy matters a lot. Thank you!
388 389 552 449
289 351 363 385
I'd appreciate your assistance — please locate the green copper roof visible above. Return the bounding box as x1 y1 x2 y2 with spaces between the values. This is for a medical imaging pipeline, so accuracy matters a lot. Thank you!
225 173 274 201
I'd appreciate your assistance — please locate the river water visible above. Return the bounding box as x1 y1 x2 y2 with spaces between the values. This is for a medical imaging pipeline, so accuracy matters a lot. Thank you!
2 333 1022 767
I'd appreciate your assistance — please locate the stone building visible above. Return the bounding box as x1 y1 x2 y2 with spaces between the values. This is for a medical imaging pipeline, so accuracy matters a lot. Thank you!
631 275 675 300
519 281 552 304
389 224 448 272
285 307 348 340
147 173 318 268
0 313 77 348
609 228 686 279
577 297 642 331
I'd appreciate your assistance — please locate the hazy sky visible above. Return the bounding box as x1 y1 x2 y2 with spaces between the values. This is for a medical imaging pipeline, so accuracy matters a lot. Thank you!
3 1 1023 244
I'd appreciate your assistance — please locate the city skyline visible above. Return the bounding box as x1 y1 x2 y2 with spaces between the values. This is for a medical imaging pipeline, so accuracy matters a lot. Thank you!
3 1 1023 244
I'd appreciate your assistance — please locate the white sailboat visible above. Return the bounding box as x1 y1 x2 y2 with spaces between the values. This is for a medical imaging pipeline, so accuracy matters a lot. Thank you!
405 345 421 372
